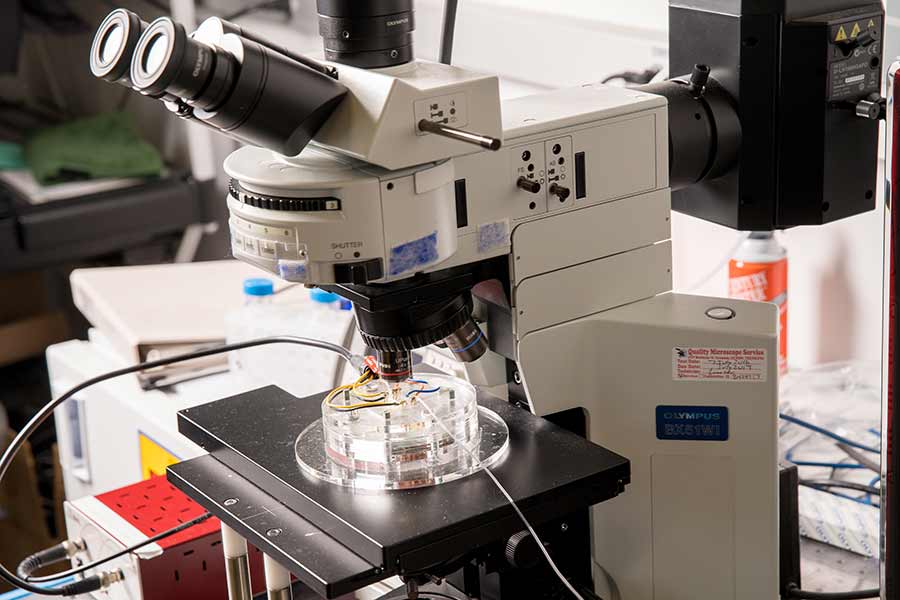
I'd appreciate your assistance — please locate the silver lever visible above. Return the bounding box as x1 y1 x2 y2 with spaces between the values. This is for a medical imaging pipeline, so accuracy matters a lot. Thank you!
418 119 502 151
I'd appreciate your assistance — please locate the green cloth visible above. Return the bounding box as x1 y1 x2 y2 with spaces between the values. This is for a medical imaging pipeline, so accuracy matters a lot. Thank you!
0 143 25 170
25 113 163 185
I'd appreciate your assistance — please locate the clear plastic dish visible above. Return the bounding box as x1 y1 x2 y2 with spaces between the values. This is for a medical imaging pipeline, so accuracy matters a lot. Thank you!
295 374 509 490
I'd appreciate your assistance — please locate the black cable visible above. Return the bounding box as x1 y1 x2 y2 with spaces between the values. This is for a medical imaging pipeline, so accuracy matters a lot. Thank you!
601 67 663 85
386 592 460 600
784 583 880 599
801 479 881 496
223 0 289 21
438 0 459 65
16 543 73 580
24 513 212 583
0 335 356 595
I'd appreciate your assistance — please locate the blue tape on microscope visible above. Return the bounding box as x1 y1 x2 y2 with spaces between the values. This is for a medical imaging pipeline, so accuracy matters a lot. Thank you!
477 220 510 253
389 231 439 276
656 406 729 441
277 259 308 282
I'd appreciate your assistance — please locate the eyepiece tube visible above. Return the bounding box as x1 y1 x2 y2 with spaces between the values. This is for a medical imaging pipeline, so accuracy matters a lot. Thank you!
90 9 150 87
131 17 226 104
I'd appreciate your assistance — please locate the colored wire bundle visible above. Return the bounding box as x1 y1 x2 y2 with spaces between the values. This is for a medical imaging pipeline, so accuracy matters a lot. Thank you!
325 374 443 412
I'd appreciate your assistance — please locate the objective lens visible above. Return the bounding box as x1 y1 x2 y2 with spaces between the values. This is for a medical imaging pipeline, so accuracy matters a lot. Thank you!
142 32 169 75
90 9 149 84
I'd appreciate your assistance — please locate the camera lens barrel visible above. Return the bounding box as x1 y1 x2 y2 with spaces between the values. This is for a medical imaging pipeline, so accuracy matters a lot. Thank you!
90 8 148 86
316 0 415 68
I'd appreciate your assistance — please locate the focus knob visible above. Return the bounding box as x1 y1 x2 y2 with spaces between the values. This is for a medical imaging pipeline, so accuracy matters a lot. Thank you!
517 176 541 194
549 183 571 201
505 531 541 569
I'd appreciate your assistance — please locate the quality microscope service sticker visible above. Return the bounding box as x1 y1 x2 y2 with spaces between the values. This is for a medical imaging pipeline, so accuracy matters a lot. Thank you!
672 347 768 382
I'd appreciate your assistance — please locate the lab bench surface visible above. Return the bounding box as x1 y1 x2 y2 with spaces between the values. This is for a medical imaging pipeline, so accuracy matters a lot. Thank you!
801 539 880 593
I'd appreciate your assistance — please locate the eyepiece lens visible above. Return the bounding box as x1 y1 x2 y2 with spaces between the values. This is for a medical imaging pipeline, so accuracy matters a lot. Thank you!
99 23 125 65
142 32 169 75
90 9 148 83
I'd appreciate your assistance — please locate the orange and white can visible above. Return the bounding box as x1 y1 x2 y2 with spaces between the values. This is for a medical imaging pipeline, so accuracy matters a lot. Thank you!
728 232 788 375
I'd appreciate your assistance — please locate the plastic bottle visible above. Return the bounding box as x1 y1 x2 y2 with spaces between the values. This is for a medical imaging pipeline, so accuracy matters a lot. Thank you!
309 288 341 309
226 278 275 374
728 232 788 375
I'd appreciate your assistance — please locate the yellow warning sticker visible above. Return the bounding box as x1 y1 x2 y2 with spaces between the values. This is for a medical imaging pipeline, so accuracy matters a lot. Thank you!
138 433 179 479
836 25 848 42
869 19 877 29
851 22 862 39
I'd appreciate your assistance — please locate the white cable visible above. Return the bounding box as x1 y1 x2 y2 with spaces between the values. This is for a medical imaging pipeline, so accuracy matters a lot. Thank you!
417 398 586 600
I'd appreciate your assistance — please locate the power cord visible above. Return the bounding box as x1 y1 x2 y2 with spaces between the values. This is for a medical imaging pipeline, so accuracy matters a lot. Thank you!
0 335 360 596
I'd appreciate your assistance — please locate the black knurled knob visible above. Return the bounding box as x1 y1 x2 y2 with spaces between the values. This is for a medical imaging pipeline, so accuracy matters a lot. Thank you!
505 531 541 569
517 176 541 194
549 183 571 201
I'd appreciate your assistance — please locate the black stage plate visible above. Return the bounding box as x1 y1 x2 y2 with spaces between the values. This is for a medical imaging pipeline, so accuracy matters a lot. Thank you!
168 456 383 599
171 386 629 592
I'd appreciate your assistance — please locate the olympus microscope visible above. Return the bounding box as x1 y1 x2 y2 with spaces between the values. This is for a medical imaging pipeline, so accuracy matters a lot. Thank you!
85 1 885 599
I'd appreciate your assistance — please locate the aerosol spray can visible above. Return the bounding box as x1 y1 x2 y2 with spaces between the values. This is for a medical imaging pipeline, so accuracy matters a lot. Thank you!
728 232 788 375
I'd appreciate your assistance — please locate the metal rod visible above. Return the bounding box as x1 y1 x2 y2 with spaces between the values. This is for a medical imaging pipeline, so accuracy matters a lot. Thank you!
438 0 459 65
263 554 293 600
221 524 253 600
418 119 501 151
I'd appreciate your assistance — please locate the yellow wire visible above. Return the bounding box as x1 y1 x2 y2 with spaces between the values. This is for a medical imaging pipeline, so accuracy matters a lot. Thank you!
325 370 392 410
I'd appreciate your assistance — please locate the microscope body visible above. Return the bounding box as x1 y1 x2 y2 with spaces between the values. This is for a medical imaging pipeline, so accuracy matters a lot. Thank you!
225 61 781 600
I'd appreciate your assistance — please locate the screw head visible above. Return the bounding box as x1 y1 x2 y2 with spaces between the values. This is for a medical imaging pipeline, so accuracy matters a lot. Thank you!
513 371 522 385
342 30 350 39
560 522 569 532
224 498 238 506
266 528 283 538
390 49 399 58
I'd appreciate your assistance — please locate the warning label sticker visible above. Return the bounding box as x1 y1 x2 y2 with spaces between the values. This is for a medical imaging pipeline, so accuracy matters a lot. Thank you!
673 347 767 383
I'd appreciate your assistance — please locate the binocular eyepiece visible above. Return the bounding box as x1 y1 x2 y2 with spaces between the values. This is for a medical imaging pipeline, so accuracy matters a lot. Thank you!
90 8 348 157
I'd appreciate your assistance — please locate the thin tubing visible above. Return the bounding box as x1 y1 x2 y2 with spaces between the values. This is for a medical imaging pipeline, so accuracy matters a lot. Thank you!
0 336 356 595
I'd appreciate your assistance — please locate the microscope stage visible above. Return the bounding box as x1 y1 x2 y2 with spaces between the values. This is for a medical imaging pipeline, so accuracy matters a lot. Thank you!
169 385 630 598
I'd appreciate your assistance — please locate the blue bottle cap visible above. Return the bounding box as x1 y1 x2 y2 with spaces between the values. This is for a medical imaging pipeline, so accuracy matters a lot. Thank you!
339 299 353 311
310 288 341 304
243 278 274 296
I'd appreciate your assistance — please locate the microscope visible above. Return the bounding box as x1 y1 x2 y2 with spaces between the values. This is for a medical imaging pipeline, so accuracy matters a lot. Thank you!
88 0 885 598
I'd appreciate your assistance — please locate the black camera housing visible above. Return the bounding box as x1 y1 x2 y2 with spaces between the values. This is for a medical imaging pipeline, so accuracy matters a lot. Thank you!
669 0 884 230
